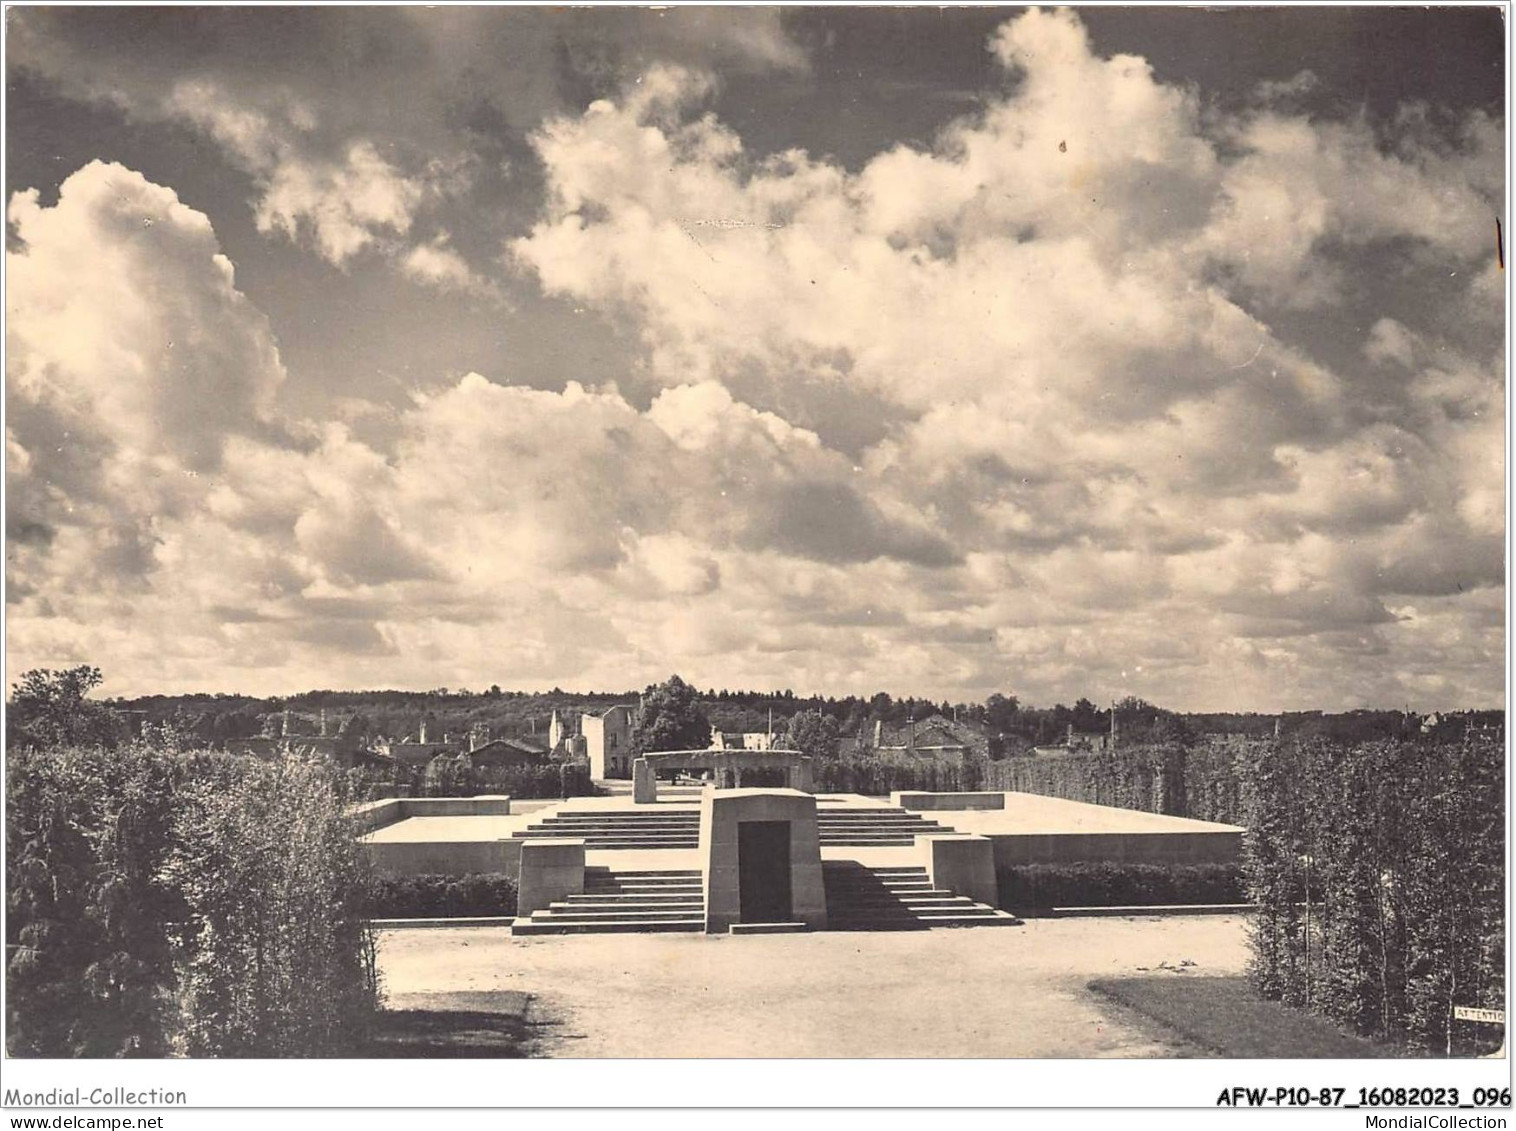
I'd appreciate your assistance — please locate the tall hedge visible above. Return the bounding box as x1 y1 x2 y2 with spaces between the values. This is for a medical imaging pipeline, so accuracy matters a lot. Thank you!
1238 734 1503 1054
814 752 983 795
350 759 594 801
6 741 180 1056
983 737 1253 824
163 753 378 1056
7 744 378 1058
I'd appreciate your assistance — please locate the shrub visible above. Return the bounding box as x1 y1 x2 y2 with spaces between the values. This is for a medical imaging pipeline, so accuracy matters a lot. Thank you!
997 862 1244 910
161 753 378 1057
366 873 518 919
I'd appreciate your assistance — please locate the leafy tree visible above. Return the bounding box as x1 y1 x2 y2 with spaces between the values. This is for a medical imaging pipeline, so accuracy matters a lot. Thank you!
984 692 1020 733
784 710 841 760
8 666 121 752
633 675 711 754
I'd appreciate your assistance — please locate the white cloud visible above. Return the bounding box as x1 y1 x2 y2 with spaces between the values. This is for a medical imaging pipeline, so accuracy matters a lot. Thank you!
398 232 499 298
165 80 426 266
4 8 1504 710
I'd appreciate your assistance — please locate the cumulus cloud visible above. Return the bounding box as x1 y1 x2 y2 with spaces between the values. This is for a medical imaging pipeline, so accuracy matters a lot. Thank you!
506 8 1503 706
7 7 809 277
5 9 1504 708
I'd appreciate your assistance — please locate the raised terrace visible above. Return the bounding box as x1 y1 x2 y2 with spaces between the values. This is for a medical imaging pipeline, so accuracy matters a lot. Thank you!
356 788 1242 935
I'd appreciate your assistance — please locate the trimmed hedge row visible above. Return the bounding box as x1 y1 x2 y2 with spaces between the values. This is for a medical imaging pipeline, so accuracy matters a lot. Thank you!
366 873 518 919
1240 734 1504 1055
984 738 1248 824
997 862 1244 910
350 760 594 801
814 754 983 796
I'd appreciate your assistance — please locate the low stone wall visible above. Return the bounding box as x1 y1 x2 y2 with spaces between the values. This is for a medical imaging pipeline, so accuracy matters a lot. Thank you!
362 836 522 878
893 791 1006 811
394 795 513 818
985 829 1241 869
348 794 512 835
354 796 518 877
350 799 405 836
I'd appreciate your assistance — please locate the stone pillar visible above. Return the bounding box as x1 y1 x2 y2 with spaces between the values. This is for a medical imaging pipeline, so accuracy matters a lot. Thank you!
517 838 586 916
632 757 658 803
918 833 997 907
793 757 815 793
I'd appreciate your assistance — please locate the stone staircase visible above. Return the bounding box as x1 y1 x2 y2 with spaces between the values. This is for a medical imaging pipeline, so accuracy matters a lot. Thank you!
512 808 701 849
512 867 705 935
816 805 951 847
822 862 1019 930
510 803 954 849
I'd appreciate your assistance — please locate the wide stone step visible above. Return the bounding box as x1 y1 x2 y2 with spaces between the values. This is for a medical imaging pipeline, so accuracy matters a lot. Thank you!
820 863 1019 932
527 830 703 836
532 908 703 923
915 911 1019 924
818 812 933 824
818 816 941 824
818 815 940 822
512 918 705 935
550 901 705 914
577 841 699 850
565 894 705 907
824 830 915 842
536 829 700 837
828 894 972 907
585 869 701 878
537 820 701 828
539 818 701 827
551 811 700 819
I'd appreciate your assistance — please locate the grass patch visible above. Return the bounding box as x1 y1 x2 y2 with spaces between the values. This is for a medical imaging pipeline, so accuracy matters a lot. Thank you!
1090 976 1399 1058
367 991 552 1057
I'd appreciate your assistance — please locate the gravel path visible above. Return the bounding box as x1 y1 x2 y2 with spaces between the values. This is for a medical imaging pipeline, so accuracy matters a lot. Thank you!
377 914 1250 1058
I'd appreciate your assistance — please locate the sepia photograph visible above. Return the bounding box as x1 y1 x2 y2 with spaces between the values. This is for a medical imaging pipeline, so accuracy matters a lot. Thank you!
1 0 1509 1120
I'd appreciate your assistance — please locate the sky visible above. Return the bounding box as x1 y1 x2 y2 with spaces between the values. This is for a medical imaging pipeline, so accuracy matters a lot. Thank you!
3 5 1507 710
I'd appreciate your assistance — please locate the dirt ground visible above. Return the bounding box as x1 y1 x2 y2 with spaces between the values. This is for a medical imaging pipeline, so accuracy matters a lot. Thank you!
377 915 1250 1058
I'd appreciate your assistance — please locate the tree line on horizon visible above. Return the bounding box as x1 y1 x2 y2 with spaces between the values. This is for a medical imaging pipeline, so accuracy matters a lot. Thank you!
88 672 1504 758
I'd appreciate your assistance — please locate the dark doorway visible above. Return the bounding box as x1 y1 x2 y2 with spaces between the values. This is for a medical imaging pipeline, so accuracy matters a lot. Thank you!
737 820 792 923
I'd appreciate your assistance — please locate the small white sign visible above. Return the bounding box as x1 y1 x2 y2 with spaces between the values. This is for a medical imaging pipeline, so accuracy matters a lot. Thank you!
1454 1006 1505 1024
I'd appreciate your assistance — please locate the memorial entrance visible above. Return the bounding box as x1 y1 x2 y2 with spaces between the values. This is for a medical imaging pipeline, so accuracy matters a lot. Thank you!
738 820 792 923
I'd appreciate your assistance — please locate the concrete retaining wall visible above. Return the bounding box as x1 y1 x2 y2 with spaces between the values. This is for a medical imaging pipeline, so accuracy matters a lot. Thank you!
893 791 1006 811
987 829 1241 868
348 795 512 835
361 836 522 878
350 799 405 836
